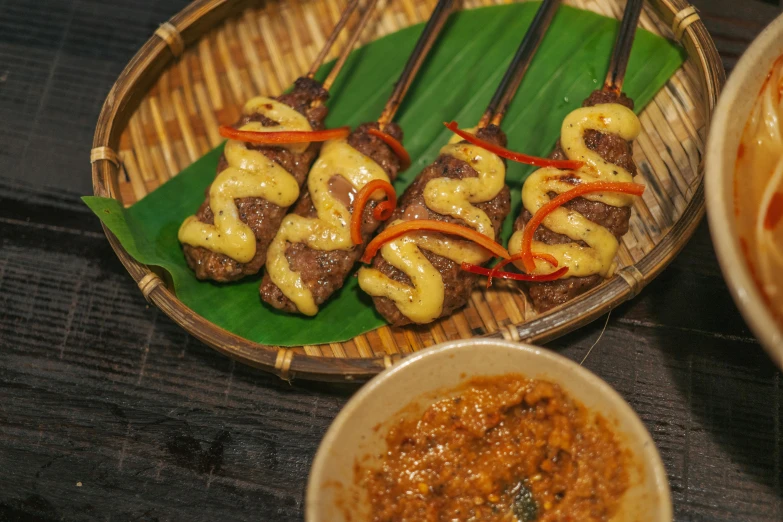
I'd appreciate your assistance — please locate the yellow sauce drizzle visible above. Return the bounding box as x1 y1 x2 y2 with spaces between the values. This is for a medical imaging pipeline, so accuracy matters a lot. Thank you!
358 132 505 324
178 97 312 263
507 103 641 278
265 139 390 315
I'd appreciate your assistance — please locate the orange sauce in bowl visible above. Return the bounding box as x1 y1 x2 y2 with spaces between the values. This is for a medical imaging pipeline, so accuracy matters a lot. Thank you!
356 374 629 522
734 55 783 326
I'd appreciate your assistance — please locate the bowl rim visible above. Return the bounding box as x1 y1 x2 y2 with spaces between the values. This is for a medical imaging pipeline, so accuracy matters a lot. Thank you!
306 338 673 522
705 13 783 367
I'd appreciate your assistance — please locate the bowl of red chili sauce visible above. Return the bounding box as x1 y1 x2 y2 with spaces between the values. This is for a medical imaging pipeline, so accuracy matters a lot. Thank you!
306 339 671 522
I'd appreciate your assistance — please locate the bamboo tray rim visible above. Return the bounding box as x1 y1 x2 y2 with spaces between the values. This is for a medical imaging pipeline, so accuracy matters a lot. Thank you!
91 0 726 382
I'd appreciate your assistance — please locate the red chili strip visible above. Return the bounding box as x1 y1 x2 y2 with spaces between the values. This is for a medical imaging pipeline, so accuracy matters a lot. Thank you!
350 180 397 245
219 125 351 144
519 181 646 272
368 128 411 171
361 220 509 264
461 262 569 283
485 253 558 288
444 121 584 170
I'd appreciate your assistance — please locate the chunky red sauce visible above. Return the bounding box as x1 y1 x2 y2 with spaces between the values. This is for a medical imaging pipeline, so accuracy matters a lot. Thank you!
764 192 783 230
734 54 783 326
357 374 629 521
740 237 775 311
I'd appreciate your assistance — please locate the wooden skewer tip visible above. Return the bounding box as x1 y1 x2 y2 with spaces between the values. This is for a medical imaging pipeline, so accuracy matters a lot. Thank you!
306 0 363 79
483 0 561 127
377 0 456 126
321 0 382 92
603 0 644 94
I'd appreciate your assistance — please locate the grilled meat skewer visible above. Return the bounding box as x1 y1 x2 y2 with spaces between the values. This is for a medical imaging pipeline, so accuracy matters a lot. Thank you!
358 0 561 326
178 0 376 282
507 0 645 311
512 89 636 311
261 0 455 315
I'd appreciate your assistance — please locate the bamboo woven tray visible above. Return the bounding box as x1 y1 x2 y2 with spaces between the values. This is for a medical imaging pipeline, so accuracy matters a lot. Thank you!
91 0 724 382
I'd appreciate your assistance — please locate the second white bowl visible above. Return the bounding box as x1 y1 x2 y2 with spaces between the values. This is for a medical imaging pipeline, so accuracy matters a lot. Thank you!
705 13 783 365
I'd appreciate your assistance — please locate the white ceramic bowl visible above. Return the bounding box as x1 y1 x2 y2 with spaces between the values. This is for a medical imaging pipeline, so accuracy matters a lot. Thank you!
705 14 783 366
306 339 672 522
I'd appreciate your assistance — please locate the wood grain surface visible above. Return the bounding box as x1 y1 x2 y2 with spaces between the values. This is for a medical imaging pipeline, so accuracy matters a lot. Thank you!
1 0 782 521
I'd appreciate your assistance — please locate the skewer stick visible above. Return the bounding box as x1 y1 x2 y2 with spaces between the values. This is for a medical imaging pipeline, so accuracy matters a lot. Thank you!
321 0 381 92
376 0 456 127
306 0 363 79
603 0 644 94
480 0 561 128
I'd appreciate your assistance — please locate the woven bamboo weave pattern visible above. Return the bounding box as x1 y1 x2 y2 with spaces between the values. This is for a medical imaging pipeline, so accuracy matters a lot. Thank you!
95 0 722 379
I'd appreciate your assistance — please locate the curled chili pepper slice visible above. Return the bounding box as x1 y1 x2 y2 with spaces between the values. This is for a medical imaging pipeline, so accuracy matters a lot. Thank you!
519 181 646 273
368 128 411 171
350 180 397 245
444 121 584 170
361 220 509 264
219 125 351 144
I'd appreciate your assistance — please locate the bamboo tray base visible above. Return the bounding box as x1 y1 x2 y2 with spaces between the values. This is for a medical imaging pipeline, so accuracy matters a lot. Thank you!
91 0 724 381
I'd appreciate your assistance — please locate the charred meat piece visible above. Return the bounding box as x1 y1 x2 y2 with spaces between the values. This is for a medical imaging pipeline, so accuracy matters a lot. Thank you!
515 89 636 312
369 125 511 327
182 77 329 282
260 122 404 312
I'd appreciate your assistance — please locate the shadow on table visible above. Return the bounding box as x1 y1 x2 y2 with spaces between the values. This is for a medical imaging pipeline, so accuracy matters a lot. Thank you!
643 272 783 499
620 220 782 517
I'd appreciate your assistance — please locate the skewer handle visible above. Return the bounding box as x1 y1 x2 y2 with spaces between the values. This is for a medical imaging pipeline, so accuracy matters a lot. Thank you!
603 0 644 94
322 0 381 92
481 0 561 127
377 0 456 126
306 0 363 79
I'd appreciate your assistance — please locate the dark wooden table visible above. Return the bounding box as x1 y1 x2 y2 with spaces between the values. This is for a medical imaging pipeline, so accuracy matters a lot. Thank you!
2 1 782 520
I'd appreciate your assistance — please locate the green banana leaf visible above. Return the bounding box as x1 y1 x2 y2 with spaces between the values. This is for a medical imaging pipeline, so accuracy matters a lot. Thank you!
84 3 685 347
